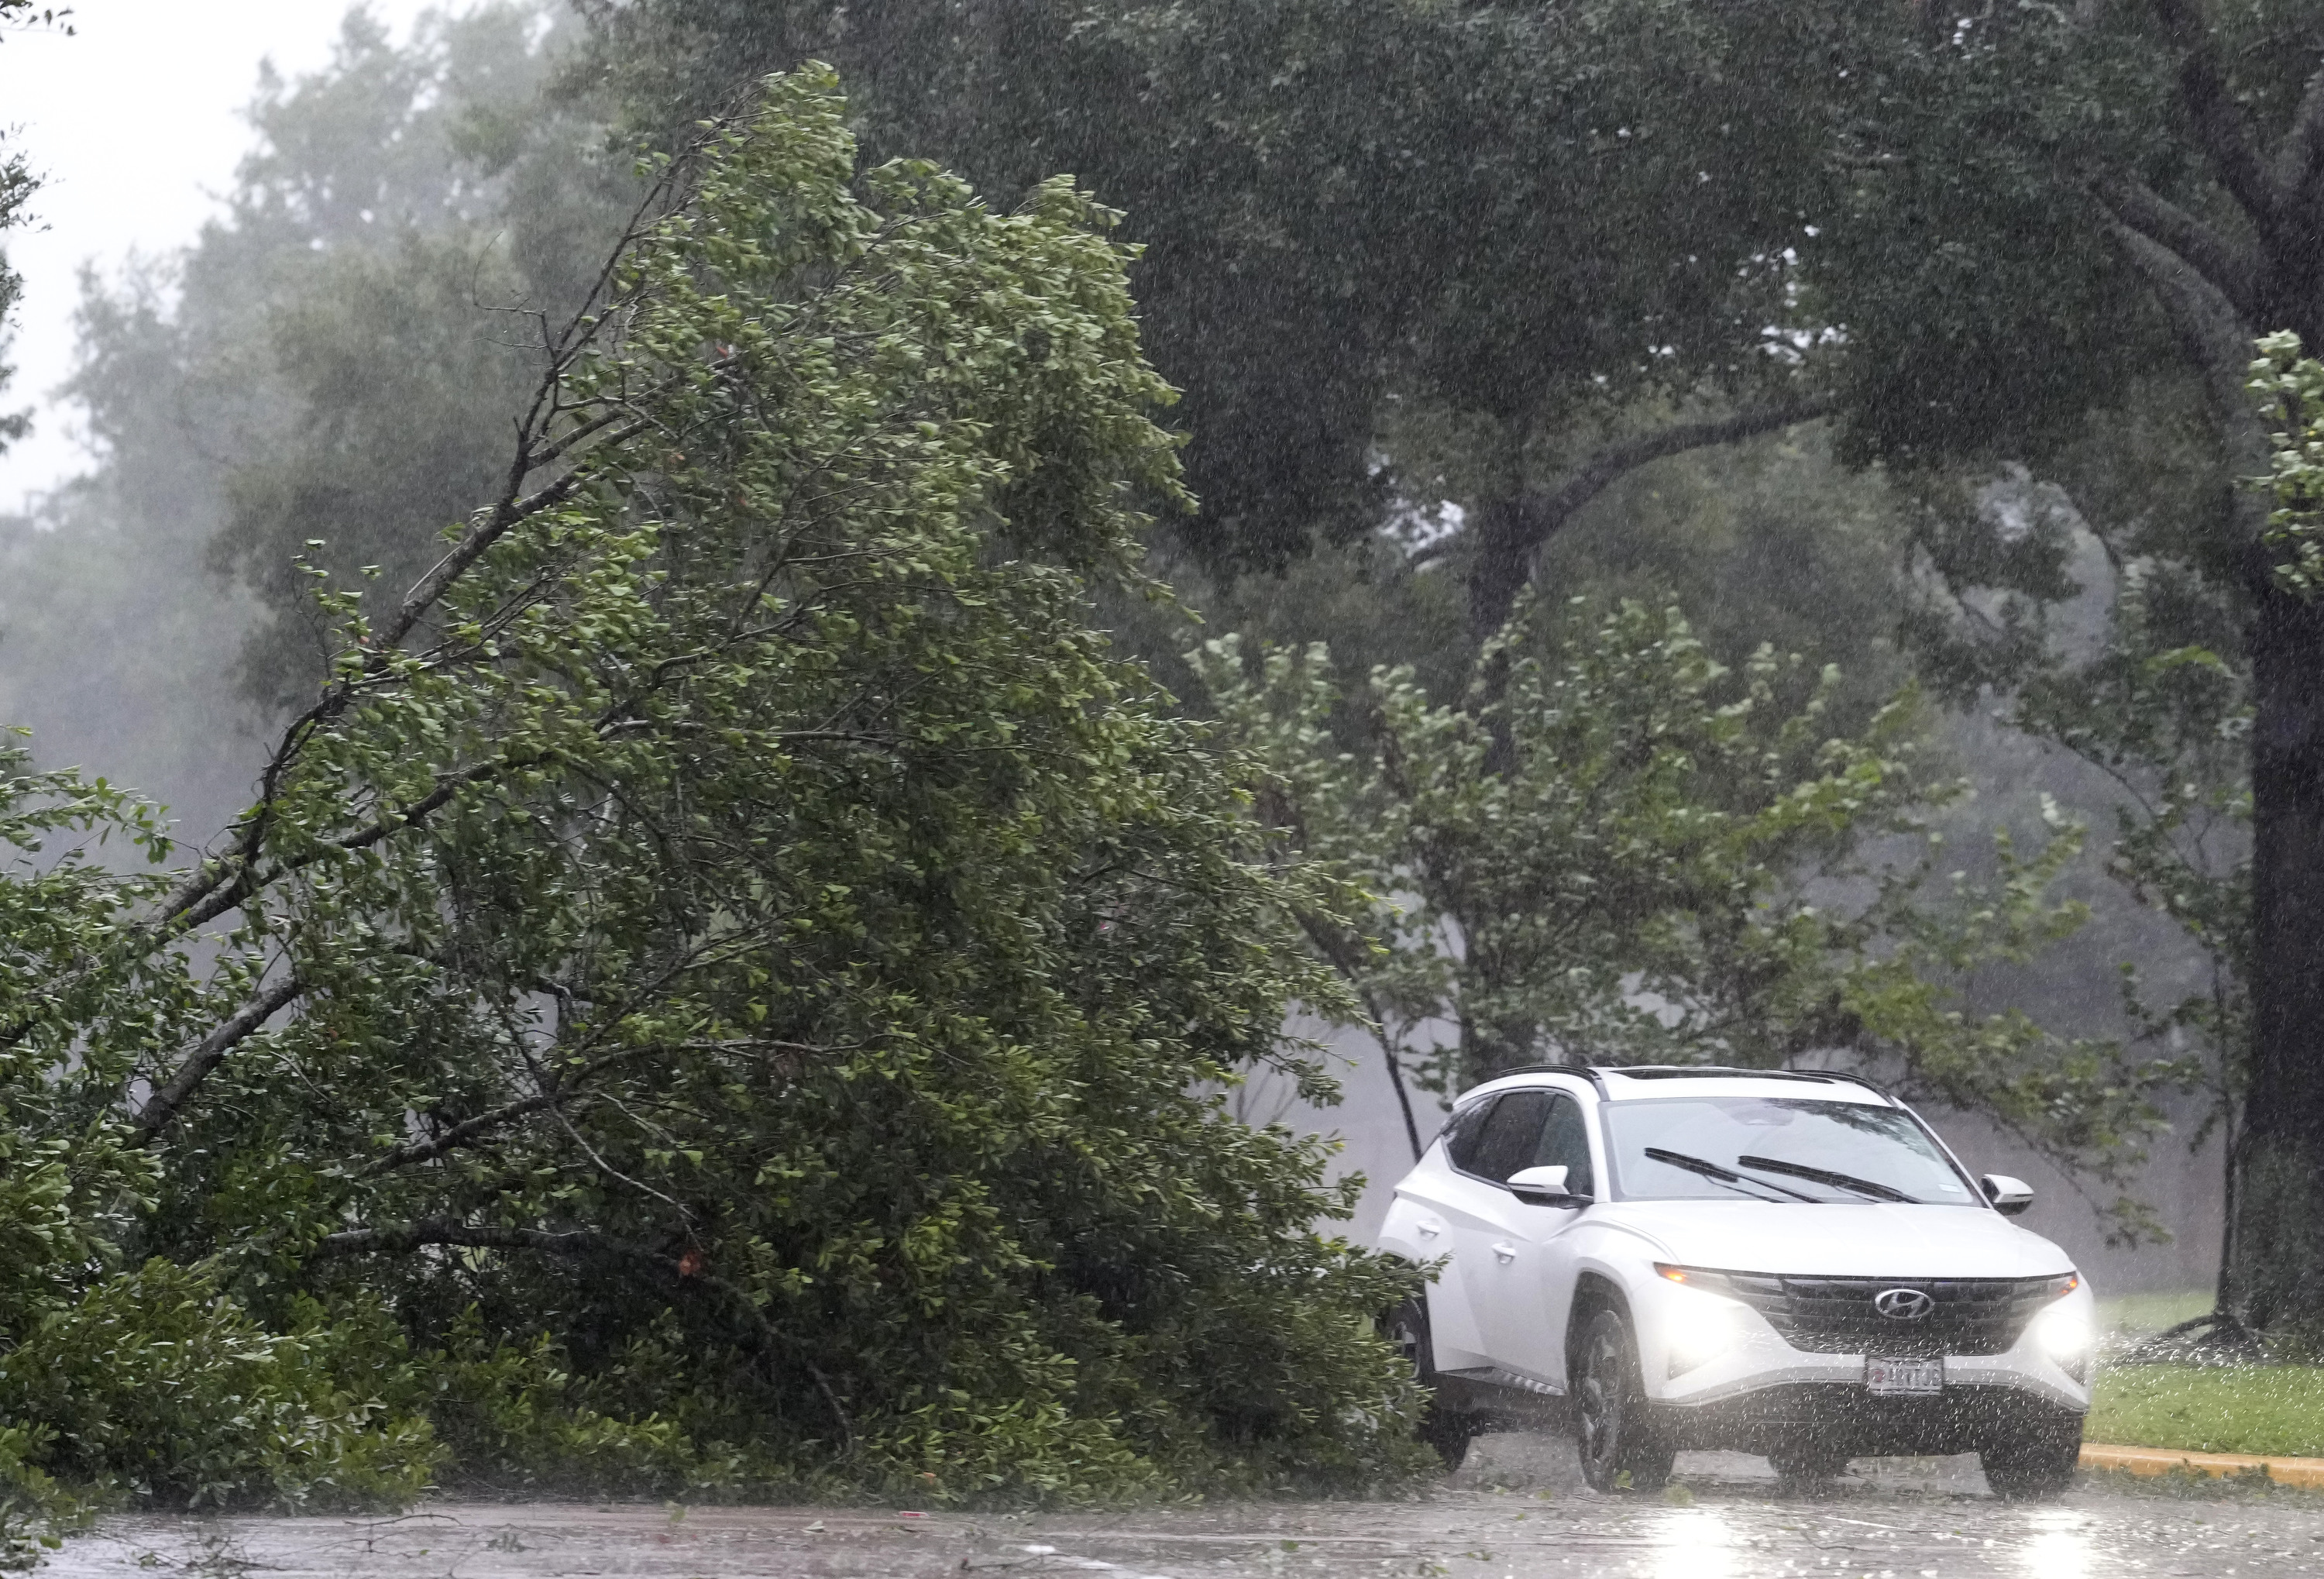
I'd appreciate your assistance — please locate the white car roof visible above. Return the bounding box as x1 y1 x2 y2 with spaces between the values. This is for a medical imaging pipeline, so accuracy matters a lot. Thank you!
1458 1065 1894 1109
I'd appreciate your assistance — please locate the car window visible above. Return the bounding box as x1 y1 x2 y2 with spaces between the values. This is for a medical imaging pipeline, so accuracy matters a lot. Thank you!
1466 1090 1549 1183
1532 1092 1595 1196
1442 1096 1497 1173
1601 1096 1978 1204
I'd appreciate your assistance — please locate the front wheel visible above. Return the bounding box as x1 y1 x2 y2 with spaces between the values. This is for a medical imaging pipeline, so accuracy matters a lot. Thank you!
1573 1308 1675 1492
1384 1294 1477 1471
1980 1415 2082 1500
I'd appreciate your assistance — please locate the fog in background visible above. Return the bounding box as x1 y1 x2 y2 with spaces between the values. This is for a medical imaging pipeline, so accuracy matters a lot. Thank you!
0 0 442 507
0 2 619 841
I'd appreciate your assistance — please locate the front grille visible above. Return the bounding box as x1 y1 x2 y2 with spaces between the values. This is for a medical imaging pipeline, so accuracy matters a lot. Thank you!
1668 1267 2078 1357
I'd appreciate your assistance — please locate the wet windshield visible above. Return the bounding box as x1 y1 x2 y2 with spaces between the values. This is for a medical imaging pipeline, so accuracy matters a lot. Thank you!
1601 1097 1979 1206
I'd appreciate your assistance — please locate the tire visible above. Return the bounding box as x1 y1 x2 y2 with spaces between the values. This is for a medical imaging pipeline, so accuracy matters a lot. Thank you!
1980 1414 2083 1500
1767 1443 1851 1481
1384 1293 1477 1472
1573 1307 1676 1492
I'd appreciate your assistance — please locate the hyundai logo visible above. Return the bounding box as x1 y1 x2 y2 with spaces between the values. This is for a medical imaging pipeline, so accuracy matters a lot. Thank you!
1874 1288 1936 1321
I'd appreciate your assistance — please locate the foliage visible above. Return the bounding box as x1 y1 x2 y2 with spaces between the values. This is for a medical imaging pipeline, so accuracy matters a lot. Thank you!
0 66 1436 1519
0 746 445 1542
9 6 629 726
0 1265 439 1511
0 101 34 459
407 1313 778 1498
2252 332 2324 600
1807 0 2177 470
1198 593 2177 1232
1899 388 2260 1308
2012 583 2250 1195
203 4 645 707
4 0 2286 1518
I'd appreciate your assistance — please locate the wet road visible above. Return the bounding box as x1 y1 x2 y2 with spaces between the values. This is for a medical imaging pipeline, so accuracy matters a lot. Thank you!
44 1434 2324 1577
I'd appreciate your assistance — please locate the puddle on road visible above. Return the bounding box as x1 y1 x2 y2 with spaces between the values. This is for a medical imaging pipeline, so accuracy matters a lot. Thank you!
33 1443 2324 1579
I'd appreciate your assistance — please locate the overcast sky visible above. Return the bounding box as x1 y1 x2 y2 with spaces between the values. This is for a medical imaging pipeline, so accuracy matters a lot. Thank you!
0 1 442 514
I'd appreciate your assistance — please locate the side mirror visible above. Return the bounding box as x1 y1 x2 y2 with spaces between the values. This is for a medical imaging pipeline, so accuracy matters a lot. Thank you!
1508 1164 1590 1207
1981 1174 2035 1216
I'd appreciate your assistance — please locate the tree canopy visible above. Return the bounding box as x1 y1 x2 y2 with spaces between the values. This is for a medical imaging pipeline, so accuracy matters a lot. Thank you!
576 0 1838 590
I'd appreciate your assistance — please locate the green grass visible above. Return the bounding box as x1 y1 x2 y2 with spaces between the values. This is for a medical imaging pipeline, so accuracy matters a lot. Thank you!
2089 1364 2324 1457
2095 1290 2215 1337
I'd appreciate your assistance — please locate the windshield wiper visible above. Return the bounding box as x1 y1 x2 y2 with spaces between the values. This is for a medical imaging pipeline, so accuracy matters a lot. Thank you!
1643 1146 1817 1203
1736 1154 1920 1204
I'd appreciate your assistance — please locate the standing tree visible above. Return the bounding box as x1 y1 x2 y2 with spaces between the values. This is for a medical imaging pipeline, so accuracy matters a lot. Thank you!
1768 0 2324 1337
1196 598 2174 1237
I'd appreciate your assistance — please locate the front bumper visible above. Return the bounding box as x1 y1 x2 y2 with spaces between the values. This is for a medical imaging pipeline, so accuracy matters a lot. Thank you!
1649 1381 2085 1457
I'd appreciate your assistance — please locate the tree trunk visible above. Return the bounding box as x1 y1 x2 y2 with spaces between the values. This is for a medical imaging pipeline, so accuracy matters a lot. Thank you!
2232 576 2324 1333
2097 127 2324 1328
1466 492 1538 644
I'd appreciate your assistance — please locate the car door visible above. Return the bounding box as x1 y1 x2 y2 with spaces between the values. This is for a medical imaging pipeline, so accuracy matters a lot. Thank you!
1399 1096 1499 1369
1439 1089 1556 1379
1499 1090 1598 1388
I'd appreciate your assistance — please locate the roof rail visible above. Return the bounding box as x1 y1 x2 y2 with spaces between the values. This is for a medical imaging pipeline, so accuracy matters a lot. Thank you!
1802 1065 1894 1100
1589 1064 1896 1101
1469 1063 1895 1102
1482 1063 1608 1096
1599 1065 1838 1084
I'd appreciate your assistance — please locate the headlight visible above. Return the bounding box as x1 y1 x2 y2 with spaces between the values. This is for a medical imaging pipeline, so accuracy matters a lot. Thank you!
2032 1299 2092 1381
1666 1295 1749 1378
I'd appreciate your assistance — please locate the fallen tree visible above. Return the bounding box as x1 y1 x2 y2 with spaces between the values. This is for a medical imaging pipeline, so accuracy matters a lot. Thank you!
0 67 1430 1536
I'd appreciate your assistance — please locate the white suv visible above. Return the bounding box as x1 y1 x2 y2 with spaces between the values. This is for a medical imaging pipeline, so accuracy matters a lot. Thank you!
1377 1065 2092 1498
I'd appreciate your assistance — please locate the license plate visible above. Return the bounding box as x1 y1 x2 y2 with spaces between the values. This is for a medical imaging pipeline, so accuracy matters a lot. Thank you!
1865 1356 1944 1395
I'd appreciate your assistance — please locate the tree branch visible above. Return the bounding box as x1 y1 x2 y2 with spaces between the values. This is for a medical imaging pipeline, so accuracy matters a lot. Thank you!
2271 61 2324 208
372 433 645 659
7 110 747 1061
1526 395 1836 534
160 753 559 941
119 127 712 955
130 973 306 1146
363 1062 624 1176
2089 173 2262 319
1466 394 1834 638
360 1036 825 1176
2098 215 2272 476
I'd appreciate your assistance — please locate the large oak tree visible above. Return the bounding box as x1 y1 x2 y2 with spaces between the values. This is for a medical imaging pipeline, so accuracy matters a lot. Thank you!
1779 0 2324 1334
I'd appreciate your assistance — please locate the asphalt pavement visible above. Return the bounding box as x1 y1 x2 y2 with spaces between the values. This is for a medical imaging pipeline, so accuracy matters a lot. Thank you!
41 1433 2324 1577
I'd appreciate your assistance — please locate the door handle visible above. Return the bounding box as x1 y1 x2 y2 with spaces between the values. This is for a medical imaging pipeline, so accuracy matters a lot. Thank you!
1415 1217 1442 1239
1492 1241 1518 1262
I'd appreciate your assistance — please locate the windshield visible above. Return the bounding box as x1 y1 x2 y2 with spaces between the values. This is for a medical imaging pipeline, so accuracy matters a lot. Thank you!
1601 1096 1978 1206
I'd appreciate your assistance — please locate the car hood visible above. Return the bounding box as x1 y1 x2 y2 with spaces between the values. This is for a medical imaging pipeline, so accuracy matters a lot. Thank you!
1595 1200 2073 1278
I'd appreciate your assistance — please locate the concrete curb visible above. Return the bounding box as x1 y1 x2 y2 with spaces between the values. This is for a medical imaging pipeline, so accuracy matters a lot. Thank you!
2081 1442 2324 1488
